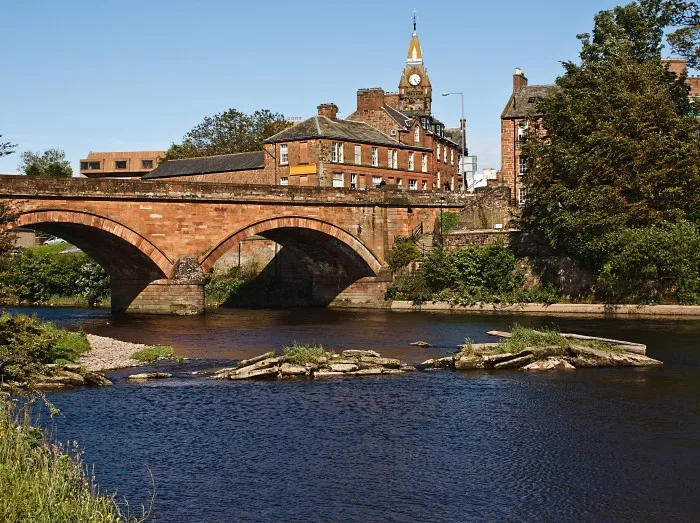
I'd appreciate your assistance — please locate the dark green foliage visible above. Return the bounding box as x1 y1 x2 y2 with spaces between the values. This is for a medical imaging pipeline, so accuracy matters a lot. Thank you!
384 272 432 304
388 237 420 272
205 264 261 306
283 344 327 365
438 212 461 235
162 108 292 161
19 149 72 178
0 314 89 382
519 0 700 304
596 221 700 304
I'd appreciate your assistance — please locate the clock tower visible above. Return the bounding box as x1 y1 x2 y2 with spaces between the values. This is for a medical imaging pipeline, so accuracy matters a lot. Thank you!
399 16 432 117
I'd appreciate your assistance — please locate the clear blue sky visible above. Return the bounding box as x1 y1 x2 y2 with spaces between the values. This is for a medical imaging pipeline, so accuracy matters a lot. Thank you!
0 0 649 174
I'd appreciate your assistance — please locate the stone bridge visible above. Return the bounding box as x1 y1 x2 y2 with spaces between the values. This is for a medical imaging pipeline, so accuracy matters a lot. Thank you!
0 176 475 314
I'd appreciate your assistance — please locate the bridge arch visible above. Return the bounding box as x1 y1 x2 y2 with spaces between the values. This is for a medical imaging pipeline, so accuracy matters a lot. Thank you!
201 216 383 275
12 209 174 280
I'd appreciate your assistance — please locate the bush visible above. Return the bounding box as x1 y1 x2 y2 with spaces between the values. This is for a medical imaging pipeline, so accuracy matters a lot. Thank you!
205 264 260 306
595 221 700 304
283 343 327 365
388 237 420 272
0 314 90 383
438 211 461 234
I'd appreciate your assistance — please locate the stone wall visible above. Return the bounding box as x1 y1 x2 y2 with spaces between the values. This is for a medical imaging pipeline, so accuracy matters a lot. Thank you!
457 187 514 230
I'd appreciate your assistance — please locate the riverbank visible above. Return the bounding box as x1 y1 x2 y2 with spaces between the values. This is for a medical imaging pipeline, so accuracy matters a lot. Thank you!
387 301 700 317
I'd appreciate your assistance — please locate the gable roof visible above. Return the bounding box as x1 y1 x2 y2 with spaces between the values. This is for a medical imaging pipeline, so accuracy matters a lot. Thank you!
501 85 558 119
263 115 432 151
143 151 265 179
382 104 412 130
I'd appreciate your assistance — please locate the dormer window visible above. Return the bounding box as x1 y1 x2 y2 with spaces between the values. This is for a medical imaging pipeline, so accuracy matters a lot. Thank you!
414 127 420 143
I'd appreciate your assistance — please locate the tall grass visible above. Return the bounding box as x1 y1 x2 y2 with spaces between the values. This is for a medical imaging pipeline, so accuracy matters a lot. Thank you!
500 326 569 353
0 397 133 522
283 343 327 365
131 345 178 363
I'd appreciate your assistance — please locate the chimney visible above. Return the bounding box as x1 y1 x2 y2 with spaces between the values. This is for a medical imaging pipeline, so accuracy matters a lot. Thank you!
356 88 385 111
662 58 687 78
513 67 528 93
317 103 339 120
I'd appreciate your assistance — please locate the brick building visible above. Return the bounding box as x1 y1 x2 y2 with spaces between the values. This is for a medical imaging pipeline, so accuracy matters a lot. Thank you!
80 151 164 179
500 59 699 205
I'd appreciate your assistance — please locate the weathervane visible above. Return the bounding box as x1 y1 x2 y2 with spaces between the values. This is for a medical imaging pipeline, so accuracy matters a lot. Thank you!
412 9 417 31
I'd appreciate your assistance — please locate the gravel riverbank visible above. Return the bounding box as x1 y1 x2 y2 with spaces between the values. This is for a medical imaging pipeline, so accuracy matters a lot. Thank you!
79 334 150 372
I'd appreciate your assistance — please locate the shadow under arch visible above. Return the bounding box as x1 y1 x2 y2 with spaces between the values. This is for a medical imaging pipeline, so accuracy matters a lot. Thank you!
12 210 174 312
201 216 384 307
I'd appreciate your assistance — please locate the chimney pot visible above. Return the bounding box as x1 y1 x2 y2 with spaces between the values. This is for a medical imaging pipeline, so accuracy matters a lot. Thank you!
513 68 528 93
317 103 339 120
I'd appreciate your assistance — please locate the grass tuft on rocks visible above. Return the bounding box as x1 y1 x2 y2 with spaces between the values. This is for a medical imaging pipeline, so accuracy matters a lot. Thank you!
131 345 178 363
500 326 569 353
0 397 130 522
283 343 328 365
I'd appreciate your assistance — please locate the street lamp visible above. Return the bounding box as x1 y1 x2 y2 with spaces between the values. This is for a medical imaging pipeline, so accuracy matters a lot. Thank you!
442 92 466 192
439 196 445 245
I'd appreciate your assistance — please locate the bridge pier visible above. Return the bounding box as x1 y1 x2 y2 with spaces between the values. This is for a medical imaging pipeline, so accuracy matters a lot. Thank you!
112 279 205 315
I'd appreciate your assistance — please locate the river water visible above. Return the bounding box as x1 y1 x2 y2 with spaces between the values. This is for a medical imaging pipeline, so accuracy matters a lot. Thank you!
12 307 700 522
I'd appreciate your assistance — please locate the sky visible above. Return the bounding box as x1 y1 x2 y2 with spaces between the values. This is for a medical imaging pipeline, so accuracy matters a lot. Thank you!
0 0 654 175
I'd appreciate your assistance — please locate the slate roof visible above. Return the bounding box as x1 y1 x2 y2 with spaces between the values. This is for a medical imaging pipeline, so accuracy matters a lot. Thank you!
142 151 265 179
382 104 412 130
501 85 559 119
263 115 432 151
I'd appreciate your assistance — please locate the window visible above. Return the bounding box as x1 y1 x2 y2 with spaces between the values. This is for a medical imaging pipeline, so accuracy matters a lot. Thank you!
391 129 397 136
518 121 528 142
299 142 308 164
339 143 344 163
280 177 289 186
280 144 289 165
388 149 392 168
392 150 398 169
519 156 527 176
88 161 100 170
437 143 441 161
437 171 441 188
422 180 427 191
80 162 88 170
115 160 127 169
414 127 420 143
332 172 344 188
371 147 378 167
141 159 153 169
350 173 357 189
519 187 527 205
332 142 344 163
409 179 417 191
354 145 361 165
408 152 414 171
450 150 454 166
421 153 427 173
443 147 447 163
397 178 403 187
372 175 383 187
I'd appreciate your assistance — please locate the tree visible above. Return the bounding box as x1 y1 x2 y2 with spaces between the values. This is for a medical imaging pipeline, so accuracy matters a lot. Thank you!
162 109 292 161
0 134 16 158
520 0 700 302
19 149 73 178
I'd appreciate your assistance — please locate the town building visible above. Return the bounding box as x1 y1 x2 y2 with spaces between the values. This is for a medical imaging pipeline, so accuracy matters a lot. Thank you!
79 151 164 179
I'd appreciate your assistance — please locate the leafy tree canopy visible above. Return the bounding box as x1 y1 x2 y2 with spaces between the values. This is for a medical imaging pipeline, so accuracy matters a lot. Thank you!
19 149 73 178
162 109 292 161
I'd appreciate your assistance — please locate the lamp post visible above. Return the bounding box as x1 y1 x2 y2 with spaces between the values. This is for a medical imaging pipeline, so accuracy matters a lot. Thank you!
439 196 445 245
442 92 466 192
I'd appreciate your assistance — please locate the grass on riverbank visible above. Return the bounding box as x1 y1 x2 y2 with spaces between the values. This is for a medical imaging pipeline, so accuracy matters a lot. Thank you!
131 345 180 363
0 397 129 522
283 343 328 365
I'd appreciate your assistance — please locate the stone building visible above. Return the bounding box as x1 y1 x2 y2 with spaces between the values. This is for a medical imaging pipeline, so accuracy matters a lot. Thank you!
142 151 269 183
80 151 164 179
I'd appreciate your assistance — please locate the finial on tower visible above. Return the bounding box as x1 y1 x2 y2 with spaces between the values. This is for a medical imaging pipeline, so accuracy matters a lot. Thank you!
412 9 417 32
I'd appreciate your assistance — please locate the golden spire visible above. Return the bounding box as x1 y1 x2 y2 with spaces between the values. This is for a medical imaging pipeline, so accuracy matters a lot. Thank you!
407 10 423 64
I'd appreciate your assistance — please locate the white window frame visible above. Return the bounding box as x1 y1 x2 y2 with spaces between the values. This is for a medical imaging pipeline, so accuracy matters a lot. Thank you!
519 187 527 206
354 145 361 165
518 121 529 142
350 173 357 189
414 127 420 143
392 150 398 169
443 146 447 163
421 180 427 191
408 152 414 171
437 143 441 162
371 147 378 167
409 179 417 191
332 142 338 163
421 153 427 173
339 143 344 163
280 144 288 165
372 175 382 187
450 150 454 166
397 178 403 187
387 149 392 168
332 172 344 188
519 156 527 176
280 176 289 186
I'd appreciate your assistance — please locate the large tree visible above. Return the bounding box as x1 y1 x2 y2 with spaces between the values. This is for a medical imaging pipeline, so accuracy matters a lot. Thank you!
19 149 73 178
162 109 292 161
520 1 700 302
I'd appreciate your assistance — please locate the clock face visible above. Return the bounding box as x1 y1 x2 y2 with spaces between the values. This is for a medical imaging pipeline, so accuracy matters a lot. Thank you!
408 73 422 86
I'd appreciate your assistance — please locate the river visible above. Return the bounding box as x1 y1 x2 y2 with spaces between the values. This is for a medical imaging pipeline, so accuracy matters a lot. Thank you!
12 307 700 522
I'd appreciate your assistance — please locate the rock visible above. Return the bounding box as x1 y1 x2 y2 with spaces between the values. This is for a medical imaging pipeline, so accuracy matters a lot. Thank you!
361 357 402 368
381 369 405 375
232 357 282 376
82 371 113 386
482 353 515 366
568 344 662 367
458 343 501 355
234 352 277 370
400 364 417 372
342 350 380 358
213 367 238 376
62 363 83 373
494 355 534 369
127 372 173 380
528 346 566 359
229 366 280 380
354 367 384 376
410 341 432 347
314 371 349 378
280 363 307 376
522 358 576 371
329 363 359 373
34 382 67 389
326 358 359 365
455 355 484 370
420 356 455 368
59 371 86 386
487 330 513 338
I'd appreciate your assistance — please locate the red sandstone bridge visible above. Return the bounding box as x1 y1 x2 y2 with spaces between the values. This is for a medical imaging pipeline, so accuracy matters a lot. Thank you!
0 176 473 314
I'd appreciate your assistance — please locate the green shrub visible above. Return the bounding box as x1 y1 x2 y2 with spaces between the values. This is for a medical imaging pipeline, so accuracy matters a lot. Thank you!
205 264 261 306
439 211 461 234
388 237 420 272
131 345 178 362
283 343 327 365
500 326 569 353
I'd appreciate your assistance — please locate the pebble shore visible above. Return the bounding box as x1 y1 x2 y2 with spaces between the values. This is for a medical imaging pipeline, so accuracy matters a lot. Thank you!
79 334 149 372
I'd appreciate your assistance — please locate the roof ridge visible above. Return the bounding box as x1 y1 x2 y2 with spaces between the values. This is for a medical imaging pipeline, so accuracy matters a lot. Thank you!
163 150 263 163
